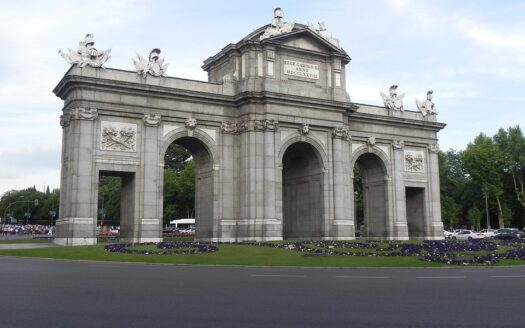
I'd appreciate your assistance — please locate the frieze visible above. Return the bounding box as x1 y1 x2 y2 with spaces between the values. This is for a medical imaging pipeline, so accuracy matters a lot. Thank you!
404 150 424 172
221 121 240 134
143 113 161 127
392 140 404 150
428 144 440 153
70 108 98 121
100 122 137 152
332 127 351 141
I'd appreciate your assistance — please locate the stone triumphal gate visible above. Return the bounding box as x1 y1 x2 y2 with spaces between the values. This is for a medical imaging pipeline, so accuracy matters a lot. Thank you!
54 9 445 246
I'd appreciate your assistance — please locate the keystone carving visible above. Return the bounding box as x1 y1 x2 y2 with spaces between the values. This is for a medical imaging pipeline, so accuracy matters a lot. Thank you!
367 136 376 147
299 123 310 136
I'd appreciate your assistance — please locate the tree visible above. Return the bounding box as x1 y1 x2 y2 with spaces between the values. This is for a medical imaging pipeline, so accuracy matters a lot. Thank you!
493 126 525 224
441 195 461 229
462 134 506 228
163 144 195 225
467 207 481 231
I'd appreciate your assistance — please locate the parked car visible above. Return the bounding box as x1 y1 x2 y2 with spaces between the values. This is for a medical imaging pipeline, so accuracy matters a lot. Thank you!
443 230 454 239
451 230 486 240
478 229 498 238
494 228 525 240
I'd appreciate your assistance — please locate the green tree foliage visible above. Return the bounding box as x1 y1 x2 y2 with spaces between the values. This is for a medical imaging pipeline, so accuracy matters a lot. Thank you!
98 176 121 226
467 207 482 231
462 133 506 228
163 144 195 225
441 195 461 229
0 187 59 224
493 126 525 224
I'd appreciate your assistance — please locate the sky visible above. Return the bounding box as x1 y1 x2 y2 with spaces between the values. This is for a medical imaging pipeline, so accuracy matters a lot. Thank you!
0 0 524 195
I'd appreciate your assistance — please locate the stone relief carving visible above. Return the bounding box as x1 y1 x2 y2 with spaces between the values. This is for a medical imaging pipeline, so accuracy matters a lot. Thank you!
332 127 351 141
380 85 405 111
254 120 266 131
367 136 376 147
185 117 197 130
307 21 341 48
299 123 310 136
70 108 98 121
101 123 137 152
228 119 279 133
59 33 111 68
405 150 424 172
133 48 169 78
260 8 295 41
221 121 240 134
416 90 438 117
265 119 279 131
143 114 161 127
392 140 404 150
428 144 440 153
59 114 70 128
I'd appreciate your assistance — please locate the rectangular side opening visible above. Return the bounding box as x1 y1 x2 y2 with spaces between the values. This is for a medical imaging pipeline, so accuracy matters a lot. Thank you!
406 187 425 238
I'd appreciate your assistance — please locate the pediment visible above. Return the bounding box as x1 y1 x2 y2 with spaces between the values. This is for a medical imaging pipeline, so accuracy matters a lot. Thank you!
251 25 349 58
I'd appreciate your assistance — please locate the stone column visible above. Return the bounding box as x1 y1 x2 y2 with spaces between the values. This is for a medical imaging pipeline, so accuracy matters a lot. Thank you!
263 119 280 239
392 140 409 240
219 121 239 241
331 128 355 239
427 144 444 239
136 114 162 243
54 108 98 246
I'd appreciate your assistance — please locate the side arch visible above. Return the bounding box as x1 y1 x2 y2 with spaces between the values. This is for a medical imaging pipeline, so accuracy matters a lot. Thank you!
352 145 393 239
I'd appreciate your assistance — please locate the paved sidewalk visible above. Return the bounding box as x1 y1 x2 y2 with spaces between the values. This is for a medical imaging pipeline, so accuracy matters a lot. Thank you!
0 243 58 250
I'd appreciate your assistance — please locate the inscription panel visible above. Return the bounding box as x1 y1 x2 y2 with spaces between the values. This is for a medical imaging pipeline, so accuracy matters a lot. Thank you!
283 60 319 80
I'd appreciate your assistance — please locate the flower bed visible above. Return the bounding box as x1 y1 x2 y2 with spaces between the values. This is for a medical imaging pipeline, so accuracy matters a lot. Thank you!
105 241 218 255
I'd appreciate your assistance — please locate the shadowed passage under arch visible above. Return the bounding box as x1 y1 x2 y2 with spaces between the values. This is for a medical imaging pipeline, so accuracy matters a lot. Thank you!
355 153 388 238
282 142 324 239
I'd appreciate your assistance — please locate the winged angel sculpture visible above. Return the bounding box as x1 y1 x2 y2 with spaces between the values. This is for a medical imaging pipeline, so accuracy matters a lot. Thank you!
133 48 169 78
59 33 111 68
380 85 405 111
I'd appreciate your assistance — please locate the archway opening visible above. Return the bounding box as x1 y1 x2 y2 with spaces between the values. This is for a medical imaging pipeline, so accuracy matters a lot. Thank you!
406 187 425 238
97 171 135 241
354 153 388 238
163 137 213 240
282 142 324 239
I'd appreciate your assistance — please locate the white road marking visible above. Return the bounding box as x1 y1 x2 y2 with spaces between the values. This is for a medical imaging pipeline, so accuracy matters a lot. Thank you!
250 274 307 278
491 275 525 278
335 276 389 279
416 276 465 279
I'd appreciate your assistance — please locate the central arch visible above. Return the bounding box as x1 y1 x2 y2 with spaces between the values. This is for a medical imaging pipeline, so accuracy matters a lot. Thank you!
161 131 216 240
355 152 389 238
281 142 325 239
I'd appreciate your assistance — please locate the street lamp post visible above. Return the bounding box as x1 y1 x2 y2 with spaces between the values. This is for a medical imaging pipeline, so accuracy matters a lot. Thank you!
2 199 39 225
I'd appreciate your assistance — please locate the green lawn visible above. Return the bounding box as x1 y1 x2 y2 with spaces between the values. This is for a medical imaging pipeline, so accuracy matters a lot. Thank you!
0 243 443 267
1 239 524 267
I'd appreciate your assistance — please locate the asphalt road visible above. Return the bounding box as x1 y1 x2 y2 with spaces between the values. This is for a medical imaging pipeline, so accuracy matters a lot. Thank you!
1 257 525 328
